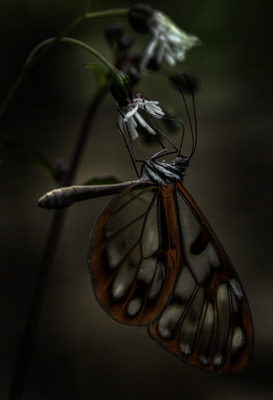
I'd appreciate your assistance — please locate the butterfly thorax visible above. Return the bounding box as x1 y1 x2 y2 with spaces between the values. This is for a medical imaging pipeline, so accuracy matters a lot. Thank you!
141 155 189 185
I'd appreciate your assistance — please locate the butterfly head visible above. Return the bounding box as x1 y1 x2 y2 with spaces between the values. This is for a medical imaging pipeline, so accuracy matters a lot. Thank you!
173 155 189 172
141 154 189 185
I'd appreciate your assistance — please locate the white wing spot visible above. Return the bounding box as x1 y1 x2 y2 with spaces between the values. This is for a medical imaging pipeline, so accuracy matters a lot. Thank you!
158 303 184 339
179 343 191 356
231 326 246 352
205 302 214 325
148 262 164 299
112 282 127 299
213 355 225 368
217 283 228 302
207 242 221 268
127 297 142 316
137 258 157 284
199 355 210 365
229 278 243 299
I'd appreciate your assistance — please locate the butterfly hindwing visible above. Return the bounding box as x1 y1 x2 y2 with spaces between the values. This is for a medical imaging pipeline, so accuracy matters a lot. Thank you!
88 182 181 326
149 182 254 376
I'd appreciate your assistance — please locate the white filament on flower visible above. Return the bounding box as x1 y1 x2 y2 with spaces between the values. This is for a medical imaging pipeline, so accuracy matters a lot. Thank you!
118 94 165 140
140 11 200 70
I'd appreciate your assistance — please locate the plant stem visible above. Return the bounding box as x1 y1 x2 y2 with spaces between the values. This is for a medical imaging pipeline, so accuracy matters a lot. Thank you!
64 83 108 186
0 14 84 121
6 6 125 397
84 0 92 14
62 37 118 75
8 81 108 400
26 37 118 76
0 8 128 120
85 8 128 19
8 210 66 400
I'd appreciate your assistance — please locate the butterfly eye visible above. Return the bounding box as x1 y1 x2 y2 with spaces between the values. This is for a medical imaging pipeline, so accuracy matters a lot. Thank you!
174 156 189 168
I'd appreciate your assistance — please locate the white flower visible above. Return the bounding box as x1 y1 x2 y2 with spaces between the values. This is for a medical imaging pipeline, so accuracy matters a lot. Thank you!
140 11 200 70
118 94 165 140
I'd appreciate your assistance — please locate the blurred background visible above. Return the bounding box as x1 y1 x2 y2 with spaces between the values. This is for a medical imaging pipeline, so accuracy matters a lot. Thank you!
1 0 273 399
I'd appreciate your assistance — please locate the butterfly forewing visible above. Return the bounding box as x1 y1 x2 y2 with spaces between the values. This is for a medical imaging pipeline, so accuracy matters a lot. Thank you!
88 182 181 326
149 182 254 376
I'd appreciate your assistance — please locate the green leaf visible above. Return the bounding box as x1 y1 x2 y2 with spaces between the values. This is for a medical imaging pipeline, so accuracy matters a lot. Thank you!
0 134 56 180
84 63 108 88
82 176 120 186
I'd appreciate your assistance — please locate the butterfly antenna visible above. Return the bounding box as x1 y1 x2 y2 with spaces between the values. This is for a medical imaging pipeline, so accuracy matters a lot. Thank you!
116 122 140 179
183 73 198 160
170 76 197 160
143 103 179 157
140 105 167 150
161 115 185 156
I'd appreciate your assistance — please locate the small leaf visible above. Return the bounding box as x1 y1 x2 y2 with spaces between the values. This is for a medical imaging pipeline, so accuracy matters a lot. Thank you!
0 134 56 180
84 63 108 87
82 176 120 186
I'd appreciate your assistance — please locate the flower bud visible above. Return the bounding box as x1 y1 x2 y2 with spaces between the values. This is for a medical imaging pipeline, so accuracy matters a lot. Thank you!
104 23 124 44
118 35 134 50
124 65 140 85
146 54 162 71
129 3 154 34
109 70 134 107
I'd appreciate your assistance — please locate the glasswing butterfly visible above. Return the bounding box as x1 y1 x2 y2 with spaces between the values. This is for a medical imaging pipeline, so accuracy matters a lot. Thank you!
38 85 254 376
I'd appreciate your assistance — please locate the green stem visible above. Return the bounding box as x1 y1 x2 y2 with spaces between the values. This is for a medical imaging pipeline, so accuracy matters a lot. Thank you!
8 209 67 400
62 37 118 74
64 81 108 186
6 5 127 399
84 0 92 13
26 37 118 76
8 81 108 400
0 8 128 120
84 8 128 19
0 14 84 121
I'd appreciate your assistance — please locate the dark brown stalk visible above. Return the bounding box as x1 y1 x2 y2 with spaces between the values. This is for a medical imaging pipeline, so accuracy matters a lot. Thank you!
8 84 108 400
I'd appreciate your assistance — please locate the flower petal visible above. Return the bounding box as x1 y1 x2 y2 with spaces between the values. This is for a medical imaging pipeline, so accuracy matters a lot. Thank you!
140 11 200 70
139 102 165 118
134 112 156 134
126 117 139 140
123 104 139 121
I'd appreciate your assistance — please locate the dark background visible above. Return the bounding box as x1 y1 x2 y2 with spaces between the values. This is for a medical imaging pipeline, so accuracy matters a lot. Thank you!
1 0 273 399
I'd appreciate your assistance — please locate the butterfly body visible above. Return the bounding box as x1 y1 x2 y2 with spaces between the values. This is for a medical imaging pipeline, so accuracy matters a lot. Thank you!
142 156 189 184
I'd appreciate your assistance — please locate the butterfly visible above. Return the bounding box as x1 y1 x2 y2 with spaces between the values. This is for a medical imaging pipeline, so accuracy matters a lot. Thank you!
38 148 254 376
38 83 254 376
